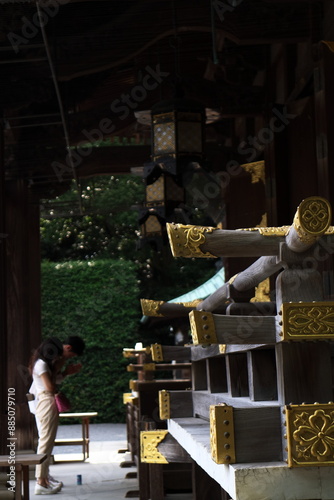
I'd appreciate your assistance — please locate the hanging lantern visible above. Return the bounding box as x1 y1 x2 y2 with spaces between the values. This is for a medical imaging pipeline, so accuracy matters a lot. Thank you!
151 98 205 176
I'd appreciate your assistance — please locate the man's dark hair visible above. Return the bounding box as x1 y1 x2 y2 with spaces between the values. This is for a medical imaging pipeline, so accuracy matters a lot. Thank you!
65 336 85 355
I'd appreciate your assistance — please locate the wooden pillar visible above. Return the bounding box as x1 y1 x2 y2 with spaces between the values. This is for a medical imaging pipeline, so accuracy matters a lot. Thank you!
0 121 8 454
5 179 41 451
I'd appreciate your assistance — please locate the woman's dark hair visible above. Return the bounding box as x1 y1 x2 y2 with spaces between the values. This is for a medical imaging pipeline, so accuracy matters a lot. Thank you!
64 336 85 356
29 337 63 374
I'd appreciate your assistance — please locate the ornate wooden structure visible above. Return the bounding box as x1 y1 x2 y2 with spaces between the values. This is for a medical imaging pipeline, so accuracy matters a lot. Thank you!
1 2 334 499
141 197 334 499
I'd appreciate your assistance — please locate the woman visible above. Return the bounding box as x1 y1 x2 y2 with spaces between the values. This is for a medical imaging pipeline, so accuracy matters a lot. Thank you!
28 336 85 495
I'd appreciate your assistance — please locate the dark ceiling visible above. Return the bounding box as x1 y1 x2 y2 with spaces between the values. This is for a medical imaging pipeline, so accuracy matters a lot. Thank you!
0 0 325 198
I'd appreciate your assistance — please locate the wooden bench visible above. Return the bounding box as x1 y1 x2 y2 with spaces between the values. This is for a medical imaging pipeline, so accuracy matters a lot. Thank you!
54 412 98 462
0 453 47 500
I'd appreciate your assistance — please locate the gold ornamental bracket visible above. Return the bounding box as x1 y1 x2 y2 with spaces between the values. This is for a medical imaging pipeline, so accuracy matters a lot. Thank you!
151 343 163 362
189 310 217 345
140 298 165 317
123 345 151 358
140 430 169 464
159 390 170 420
166 223 217 258
284 403 334 467
279 302 334 341
240 160 265 184
123 393 138 405
210 404 236 464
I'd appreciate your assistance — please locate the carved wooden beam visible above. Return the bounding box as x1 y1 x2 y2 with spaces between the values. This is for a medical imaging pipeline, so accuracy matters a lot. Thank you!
140 298 202 318
127 362 191 372
189 310 277 345
159 390 193 420
151 344 191 362
167 196 333 258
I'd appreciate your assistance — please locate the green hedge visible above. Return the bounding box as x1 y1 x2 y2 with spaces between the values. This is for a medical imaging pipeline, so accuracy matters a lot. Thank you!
41 259 141 422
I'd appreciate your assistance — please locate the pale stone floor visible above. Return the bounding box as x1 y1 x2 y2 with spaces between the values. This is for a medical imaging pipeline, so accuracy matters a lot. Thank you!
29 423 192 500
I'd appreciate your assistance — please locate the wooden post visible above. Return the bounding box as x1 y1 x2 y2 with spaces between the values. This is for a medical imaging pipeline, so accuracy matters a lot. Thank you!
0 120 7 455
5 180 42 451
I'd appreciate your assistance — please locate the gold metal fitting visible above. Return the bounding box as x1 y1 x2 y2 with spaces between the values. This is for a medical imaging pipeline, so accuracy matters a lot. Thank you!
166 223 217 258
189 310 217 345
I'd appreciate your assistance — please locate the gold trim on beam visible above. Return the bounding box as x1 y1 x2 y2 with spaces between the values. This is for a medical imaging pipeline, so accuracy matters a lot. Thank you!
279 302 334 340
293 196 331 243
250 278 271 303
210 404 236 464
151 343 163 362
166 223 217 258
129 380 137 390
140 430 169 464
189 310 217 345
123 346 151 357
240 160 265 184
284 403 334 467
141 298 165 317
159 390 170 420
237 225 290 235
219 344 226 354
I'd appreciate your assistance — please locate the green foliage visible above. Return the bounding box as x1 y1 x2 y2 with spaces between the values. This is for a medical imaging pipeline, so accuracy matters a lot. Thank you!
40 174 220 423
41 259 141 422
40 175 144 261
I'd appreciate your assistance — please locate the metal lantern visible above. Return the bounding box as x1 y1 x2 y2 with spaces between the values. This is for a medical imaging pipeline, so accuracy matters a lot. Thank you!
151 98 205 175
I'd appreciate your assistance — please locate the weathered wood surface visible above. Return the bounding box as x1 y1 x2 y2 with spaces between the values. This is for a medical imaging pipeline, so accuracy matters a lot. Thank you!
192 392 280 414
207 314 276 344
158 345 191 361
276 342 333 404
132 379 192 392
247 349 278 401
190 344 267 361
198 256 282 312
201 229 284 257
168 418 334 500
165 390 193 419
226 301 276 315
157 433 192 463
226 353 249 397
207 357 228 393
167 409 282 465
128 362 191 372
276 268 324 310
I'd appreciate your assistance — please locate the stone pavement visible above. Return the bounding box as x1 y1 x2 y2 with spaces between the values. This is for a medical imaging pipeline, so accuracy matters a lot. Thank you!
29 423 138 500
29 423 192 500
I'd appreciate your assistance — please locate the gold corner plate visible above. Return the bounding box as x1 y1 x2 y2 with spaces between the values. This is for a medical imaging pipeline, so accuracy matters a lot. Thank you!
280 302 334 340
166 223 217 258
159 390 170 420
210 404 235 464
189 310 217 345
151 343 164 362
141 298 165 317
285 403 334 467
129 380 137 391
140 430 169 464
123 392 133 404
